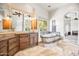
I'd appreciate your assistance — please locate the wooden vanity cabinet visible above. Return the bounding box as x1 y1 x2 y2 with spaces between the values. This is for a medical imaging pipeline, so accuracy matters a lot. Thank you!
18 32 38 50
19 33 30 50
0 40 7 56
29 33 38 47
8 36 19 56
0 32 38 56
0 34 19 56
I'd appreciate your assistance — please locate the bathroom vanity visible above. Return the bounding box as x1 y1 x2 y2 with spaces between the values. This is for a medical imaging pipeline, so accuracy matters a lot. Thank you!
0 32 38 56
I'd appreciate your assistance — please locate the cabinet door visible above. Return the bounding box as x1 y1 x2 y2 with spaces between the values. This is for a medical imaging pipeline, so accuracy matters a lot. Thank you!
8 37 19 56
0 40 7 56
26 37 30 48
0 40 7 48
20 42 27 50
20 34 30 50
30 33 38 47
0 46 7 56
8 47 18 56
30 37 34 47
33 35 38 45
8 37 19 50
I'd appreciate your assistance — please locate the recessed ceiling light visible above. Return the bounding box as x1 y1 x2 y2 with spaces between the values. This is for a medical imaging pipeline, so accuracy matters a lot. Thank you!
48 5 51 7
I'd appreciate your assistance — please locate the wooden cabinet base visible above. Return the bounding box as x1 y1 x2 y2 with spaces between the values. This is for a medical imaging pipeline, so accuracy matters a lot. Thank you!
0 32 38 56
8 47 19 56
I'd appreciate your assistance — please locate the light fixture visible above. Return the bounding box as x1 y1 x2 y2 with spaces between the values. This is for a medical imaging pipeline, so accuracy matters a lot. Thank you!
74 17 78 20
48 5 51 7
74 12 78 20
65 12 79 20
13 11 22 17
27 15 31 17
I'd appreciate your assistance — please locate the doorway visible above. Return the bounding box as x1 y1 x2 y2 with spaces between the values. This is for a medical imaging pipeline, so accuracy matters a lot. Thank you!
64 12 78 44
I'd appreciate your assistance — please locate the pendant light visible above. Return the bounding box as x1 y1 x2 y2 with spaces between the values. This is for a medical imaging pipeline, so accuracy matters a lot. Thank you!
74 12 78 20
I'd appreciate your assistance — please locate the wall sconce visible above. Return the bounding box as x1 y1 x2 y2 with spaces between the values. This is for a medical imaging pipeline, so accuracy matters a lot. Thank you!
13 11 22 17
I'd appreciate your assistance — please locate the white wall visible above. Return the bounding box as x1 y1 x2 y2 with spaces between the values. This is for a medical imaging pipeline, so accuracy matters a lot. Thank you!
49 4 79 37
71 20 78 31
12 3 49 20
27 4 48 20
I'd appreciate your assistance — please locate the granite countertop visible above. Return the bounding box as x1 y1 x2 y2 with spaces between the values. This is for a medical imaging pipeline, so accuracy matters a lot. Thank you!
0 32 28 35
0 32 36 41
0 31 38 34
0 32 28 41
0 34 16 41
0 31 38 41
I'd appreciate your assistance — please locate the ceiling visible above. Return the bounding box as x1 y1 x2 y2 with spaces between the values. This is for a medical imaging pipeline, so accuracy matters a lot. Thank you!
8 3 70 12
37 3 70 11
2 3 78 12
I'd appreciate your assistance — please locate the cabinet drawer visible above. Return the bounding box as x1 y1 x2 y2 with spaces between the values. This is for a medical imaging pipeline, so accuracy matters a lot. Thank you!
30 37 34 44
20 43 27 50
26 43 30 48
8 47 18 56
9 38 17 45
20 34 29 37
20 37 29 43
30 34 38 47
30 33 38 37
0 46 7 56
0 41 7 48
9 42 19 50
